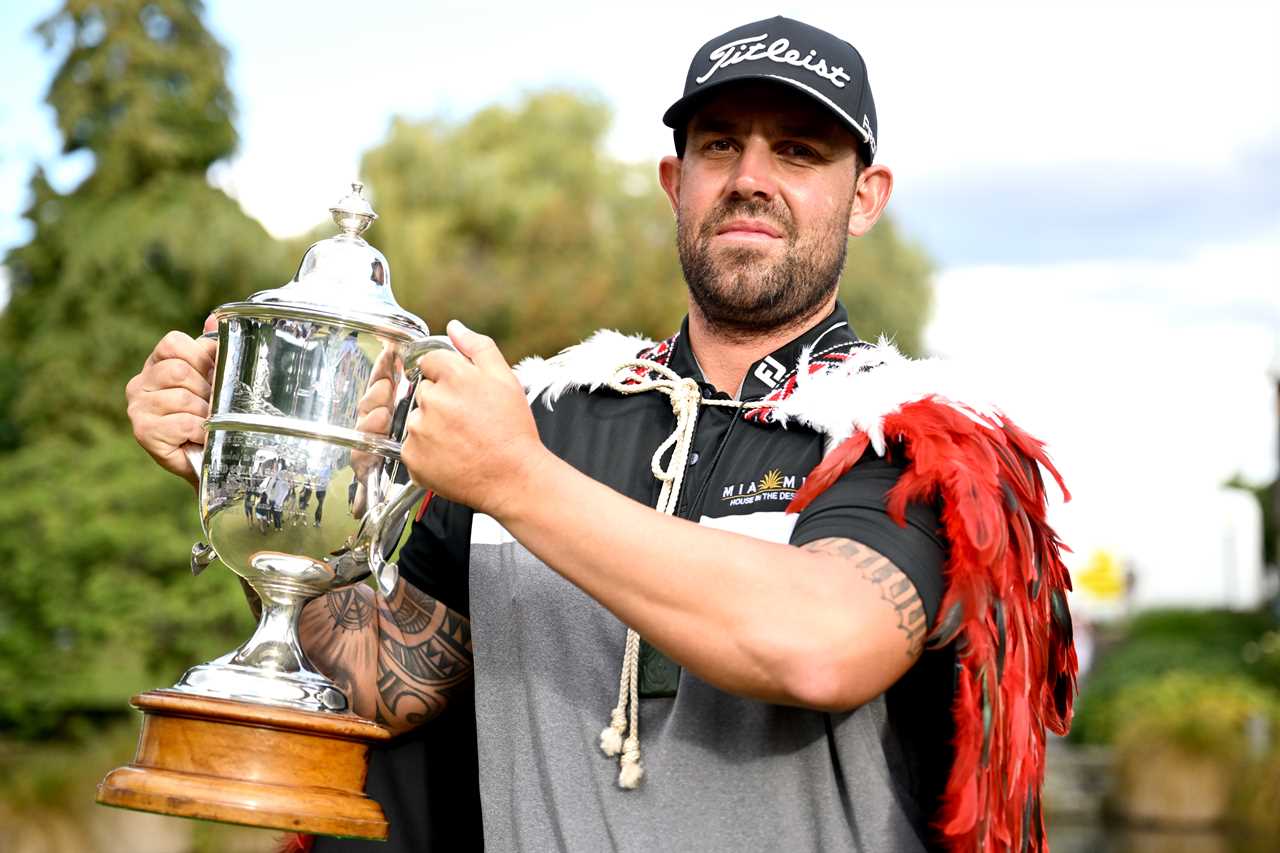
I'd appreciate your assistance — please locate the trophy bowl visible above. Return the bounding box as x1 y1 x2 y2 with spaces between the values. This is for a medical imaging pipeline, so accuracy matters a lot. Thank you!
178 296 441 714
97 183 443 839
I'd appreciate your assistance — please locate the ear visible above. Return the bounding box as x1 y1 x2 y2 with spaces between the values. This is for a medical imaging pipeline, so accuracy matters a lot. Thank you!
847 164 893 238
658 155 682 216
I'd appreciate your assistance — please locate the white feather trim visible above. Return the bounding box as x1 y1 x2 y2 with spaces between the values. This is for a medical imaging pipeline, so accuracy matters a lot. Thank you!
772 336 1006 456
514 329 655 409
513 330 1007 459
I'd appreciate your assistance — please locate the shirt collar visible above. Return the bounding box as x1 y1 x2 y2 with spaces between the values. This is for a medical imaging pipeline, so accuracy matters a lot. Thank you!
665 303 859 400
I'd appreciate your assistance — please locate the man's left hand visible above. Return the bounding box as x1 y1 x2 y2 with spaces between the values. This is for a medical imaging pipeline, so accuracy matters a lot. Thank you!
403 320 548 517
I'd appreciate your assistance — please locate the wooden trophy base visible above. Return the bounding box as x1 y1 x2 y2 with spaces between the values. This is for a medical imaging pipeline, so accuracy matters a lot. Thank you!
96 689 393 840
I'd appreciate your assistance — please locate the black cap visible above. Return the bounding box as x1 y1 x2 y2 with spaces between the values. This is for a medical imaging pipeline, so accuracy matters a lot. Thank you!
663 16 878 164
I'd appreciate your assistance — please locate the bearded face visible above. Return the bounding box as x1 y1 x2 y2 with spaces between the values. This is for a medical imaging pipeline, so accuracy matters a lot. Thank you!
676 182 854 337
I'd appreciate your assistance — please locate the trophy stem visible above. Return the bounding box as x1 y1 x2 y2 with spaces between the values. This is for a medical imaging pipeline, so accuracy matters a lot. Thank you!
230 589 313 674
172 580 350 713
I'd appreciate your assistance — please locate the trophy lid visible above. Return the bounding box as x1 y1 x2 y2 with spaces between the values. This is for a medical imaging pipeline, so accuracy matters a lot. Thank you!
238 183 429 339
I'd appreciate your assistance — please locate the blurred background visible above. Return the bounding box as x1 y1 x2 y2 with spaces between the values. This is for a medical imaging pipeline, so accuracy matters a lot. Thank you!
0 1 1276 851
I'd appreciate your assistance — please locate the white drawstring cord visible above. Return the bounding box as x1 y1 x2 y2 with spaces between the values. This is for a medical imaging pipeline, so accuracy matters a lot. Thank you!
597 359 768 789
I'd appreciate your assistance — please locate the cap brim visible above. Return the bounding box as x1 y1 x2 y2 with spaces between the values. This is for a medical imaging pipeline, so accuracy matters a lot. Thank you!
662 75 874 161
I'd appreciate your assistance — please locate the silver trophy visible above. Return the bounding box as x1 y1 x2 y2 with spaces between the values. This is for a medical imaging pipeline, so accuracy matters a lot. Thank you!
175 182 440 714
98 183 442 839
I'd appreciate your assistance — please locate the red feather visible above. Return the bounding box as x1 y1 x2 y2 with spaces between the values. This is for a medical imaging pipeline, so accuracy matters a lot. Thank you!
787 432 869 513
943 671 981 835
275 834 314 853
796 396 1077 852
415 488 436 522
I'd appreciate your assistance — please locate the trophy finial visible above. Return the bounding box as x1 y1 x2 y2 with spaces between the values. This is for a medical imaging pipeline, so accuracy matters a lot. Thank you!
329 181 378 237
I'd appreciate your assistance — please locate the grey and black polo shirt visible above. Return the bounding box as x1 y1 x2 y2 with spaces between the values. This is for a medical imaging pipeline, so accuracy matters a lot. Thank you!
399 303 954 852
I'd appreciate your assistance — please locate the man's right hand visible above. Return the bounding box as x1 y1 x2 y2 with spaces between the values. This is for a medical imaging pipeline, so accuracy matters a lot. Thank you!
125 325 217 488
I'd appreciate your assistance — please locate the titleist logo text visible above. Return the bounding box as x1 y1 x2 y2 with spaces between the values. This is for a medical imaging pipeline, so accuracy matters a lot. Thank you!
696 34 852 89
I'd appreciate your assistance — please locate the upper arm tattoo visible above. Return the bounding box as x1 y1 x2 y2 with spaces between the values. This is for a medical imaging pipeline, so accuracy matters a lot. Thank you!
802 537 927 659
373 580 473 729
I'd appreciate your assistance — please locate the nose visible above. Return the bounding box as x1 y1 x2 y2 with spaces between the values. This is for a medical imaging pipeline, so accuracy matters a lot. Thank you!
726 137 778 201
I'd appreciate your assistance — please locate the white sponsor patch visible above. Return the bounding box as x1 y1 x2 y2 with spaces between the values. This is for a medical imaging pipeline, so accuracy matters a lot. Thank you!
698 510 799 545
471 509 798 548
470 512 515 546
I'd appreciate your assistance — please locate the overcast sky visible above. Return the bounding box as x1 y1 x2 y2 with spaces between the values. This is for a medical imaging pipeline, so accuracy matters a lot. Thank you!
2 1 1278 604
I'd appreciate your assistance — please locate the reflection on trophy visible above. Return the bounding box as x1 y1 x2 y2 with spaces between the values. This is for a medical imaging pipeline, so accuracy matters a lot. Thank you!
96 184 444 839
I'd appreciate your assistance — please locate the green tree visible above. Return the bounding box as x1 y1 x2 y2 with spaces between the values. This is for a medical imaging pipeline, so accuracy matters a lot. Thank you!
357 90 932 361
0 0 287 735
840 215 933 356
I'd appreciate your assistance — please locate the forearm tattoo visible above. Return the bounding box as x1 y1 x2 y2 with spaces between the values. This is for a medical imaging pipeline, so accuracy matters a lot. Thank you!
802 537 927 659
298 582 473 730
325 586 375 629
372 582 473 728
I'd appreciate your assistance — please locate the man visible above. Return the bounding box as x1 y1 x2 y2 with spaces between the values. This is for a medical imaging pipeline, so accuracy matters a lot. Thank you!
266 461 291 530
126 17 1073 852
312 465 330 527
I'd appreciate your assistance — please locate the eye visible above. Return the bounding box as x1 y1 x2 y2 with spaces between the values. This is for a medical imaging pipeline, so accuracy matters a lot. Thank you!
780 142 820 159
703 137 736 153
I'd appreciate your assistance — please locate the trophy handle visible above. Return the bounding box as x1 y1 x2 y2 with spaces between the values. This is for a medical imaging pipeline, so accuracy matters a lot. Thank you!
184 444 204 477
182 444 216 576
359 333 452 594
184 329 219 576
181 329 219 474
365 482 428 596
404 334 457 380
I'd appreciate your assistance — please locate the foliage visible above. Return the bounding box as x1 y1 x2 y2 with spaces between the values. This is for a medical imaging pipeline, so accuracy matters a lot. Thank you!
1104 670 1280 834
3 171 289 436
1085 610 1280 833
0 428 257 736
359 93 687 361
358 91 933 362
0 717 137 808
1071 608 1277 746
1237 747 1280 836
0 717 276 850
1105 671 1280 759
1242 628 1280 685
35 0 236 194
839 215 933 356
0 0 283 736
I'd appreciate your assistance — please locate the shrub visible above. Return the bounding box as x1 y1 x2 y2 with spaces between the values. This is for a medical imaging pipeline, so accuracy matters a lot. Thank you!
1071 608 1276 745
1108 671 1280 760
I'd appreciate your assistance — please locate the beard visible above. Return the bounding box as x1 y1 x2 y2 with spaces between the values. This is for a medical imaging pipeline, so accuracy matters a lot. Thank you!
677 196 851 337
